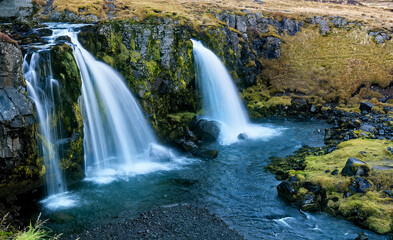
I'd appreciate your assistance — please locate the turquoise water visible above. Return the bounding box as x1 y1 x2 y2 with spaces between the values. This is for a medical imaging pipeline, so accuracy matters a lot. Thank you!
43 120 387 239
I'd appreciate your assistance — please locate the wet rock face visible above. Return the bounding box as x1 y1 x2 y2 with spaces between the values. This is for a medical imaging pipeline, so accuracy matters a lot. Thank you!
0 41 38 198
78 19 197 141
0 41 24 88
194 119 220 142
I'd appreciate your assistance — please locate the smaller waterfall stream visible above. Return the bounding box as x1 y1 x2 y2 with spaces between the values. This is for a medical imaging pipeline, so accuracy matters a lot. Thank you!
192 40 278 144
24 51 66 196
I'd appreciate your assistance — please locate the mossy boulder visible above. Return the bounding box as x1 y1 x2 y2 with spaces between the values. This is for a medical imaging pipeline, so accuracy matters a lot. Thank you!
341 158 370 177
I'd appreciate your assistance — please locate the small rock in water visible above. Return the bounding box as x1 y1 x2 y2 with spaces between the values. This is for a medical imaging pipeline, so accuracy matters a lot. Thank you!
194 119 221 142
355 233 368 240
237 133 248 140
148 144 172 162
277 181 296 201
192 149 219 159
181 141 198 152
300 193 319 211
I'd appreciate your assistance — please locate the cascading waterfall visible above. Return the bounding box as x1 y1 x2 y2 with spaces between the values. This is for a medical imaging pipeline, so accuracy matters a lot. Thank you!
192 39 278 145
24 23 186 209
67 30 176 183
24 51 66 196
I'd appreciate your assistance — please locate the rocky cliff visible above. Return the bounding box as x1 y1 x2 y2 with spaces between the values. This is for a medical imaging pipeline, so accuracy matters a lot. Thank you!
0 36 39 220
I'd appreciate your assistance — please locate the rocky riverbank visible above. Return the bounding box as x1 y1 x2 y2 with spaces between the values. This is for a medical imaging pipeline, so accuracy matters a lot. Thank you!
267 102 393 235
63 204 244 240
0 0 393 237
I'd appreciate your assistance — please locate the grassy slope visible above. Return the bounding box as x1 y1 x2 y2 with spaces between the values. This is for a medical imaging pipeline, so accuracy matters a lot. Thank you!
300 139 393 234
260 26 393 104
48 0 393 28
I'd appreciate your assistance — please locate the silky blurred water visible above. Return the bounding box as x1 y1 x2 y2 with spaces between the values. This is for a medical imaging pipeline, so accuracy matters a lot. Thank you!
43 120 387 239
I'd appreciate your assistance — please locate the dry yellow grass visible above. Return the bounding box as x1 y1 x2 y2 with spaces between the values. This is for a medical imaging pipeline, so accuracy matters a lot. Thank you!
260 26 393 104
50 0 393 28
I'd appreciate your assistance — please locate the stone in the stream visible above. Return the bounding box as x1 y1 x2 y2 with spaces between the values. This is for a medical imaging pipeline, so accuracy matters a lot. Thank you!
341 158 370 177
355 233 368 240
191 149 219 159
277 181 296 201
237 133 248 140
181 140 198 152
300 193 319 211
195 119 221 142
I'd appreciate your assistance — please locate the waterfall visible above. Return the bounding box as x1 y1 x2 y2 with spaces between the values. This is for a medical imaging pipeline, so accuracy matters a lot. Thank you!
24 51 66 196
66 30 176 183
24 23 187 209
192 40 277 145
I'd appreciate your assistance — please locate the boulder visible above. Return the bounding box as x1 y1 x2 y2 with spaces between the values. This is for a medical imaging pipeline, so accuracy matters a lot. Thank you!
359 124 376 134
195 119 220 142
191 149 218 159
348 177 372 193
355 233 368 240
300 193 319 211
277 181 296 201
181 140 198 152
237 133 248 140
341 158 370 177
359 101 373 113
148 144 172 162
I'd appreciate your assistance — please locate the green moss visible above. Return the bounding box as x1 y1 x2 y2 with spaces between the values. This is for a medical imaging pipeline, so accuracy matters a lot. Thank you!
337 191 393 234
167 112 196 124
287 139 393 233
102 54 115 66
50 44 84 182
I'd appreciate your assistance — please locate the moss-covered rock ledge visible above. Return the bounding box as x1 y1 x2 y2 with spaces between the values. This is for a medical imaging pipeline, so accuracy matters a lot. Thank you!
268 123 393 234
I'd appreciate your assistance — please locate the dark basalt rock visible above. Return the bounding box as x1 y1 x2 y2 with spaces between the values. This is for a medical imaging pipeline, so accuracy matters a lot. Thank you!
359 101 373 113
195 119 221 142
0 39 38 223
300 193 319 211
181 140 198 152
330 17 347 28
341 158 370 177
348 177 372 193
277 181 296 201
237 133 248 140
359 124 376 134
355 233 368 240
191 149 219 159
263 36 281 59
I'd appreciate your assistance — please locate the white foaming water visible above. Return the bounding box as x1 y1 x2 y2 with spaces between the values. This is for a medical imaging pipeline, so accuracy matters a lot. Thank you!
24 50 66 197
191 40 279 145
40 192 78 210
